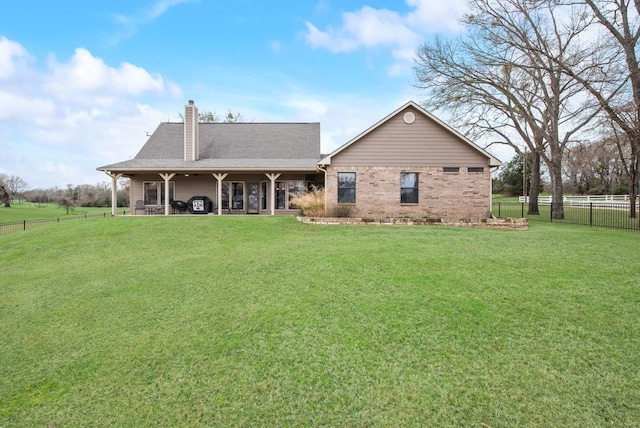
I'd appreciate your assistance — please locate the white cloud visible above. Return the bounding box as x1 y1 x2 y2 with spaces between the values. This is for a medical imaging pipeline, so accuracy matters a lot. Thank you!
0 36 30 79
305 0 468 76
405 0 467 33
110 0 195 45
46 48 167 98
0 37 182 188
306 6 419 53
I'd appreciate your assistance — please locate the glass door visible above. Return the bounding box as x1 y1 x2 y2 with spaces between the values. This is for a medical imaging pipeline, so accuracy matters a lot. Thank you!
247 183 259 214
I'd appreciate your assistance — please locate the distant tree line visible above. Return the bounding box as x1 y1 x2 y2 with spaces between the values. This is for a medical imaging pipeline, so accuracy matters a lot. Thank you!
494 130 630 196
0 173 130 209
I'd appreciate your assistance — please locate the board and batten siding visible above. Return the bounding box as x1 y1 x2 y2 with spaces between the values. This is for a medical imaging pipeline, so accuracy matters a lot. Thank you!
329 107 489 168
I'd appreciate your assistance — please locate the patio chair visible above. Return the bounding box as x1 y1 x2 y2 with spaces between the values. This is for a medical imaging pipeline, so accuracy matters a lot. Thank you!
134 200 145 215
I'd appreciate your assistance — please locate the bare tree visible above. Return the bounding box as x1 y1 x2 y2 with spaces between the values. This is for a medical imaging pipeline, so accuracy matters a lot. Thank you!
58 197 75 215
555 0 639 217
178 109 245 123
563 137 627 194
0 173 28 207
415 0 602 218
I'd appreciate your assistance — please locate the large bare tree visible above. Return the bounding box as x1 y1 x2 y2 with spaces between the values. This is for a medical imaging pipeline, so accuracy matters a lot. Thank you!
415 0 602 218
0 173 28 207
554 0 640 217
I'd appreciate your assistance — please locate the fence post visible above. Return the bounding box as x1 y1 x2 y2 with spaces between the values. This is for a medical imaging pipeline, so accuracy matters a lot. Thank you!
498 202 501 217
23 220 26 231
589 202 593 227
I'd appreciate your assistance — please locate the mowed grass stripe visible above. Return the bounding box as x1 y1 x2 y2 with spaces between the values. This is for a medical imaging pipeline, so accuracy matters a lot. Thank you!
1 216 638 426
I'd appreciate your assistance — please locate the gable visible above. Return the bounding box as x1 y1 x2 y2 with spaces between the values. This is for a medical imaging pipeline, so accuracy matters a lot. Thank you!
320 102 500 168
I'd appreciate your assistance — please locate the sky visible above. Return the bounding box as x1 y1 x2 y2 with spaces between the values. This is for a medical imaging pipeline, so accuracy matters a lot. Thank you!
0 0 504 190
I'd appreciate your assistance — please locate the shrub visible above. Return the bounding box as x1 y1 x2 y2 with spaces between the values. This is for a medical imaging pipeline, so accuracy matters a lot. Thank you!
330 204 353 218
290 186 325 217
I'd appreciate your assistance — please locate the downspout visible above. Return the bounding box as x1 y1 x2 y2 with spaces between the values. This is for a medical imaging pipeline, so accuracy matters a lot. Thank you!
317 164 328 216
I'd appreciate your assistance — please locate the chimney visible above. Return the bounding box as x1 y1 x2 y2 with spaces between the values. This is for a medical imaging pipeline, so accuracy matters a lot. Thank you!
184 100 199 161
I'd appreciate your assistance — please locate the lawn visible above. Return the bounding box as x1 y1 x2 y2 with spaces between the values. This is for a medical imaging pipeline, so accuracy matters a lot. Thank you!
0 203 114 223
1 216 638 426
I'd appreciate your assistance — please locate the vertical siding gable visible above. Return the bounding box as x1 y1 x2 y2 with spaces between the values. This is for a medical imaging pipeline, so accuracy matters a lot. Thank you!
330 107 489 167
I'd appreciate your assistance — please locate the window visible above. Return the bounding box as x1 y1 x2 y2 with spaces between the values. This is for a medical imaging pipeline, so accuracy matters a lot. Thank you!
231 182 244 209
401 172 419 204
261 182 268 210
143 181 175 205
443 167 459 173
468 167 484 173
337 172 356 203
273 180 306 210
219 182 244 210
221 182 230 210
275 181 286 209
288 180 304 209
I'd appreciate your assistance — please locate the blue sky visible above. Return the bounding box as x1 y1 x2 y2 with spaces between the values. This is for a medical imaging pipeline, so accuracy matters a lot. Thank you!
0 0 490 189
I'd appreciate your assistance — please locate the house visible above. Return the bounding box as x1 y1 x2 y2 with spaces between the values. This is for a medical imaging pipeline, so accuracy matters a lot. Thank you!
98 100 500 218
318 101 502 219
98 100 324 216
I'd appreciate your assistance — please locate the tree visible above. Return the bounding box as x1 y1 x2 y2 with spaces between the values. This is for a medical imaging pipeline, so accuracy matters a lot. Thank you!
179 109 245 123
0 183 9 207
415 0 602 218
563 135 627 194
495 151 540 197
58 196 75 214
0 173 28 207
551 0 640 217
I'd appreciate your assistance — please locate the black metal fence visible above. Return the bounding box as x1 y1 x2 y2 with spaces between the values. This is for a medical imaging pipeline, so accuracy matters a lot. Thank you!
493 201 640 231
0 211 126 237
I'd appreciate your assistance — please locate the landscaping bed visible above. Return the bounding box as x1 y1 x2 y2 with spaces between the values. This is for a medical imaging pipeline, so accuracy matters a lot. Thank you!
298 216 528 229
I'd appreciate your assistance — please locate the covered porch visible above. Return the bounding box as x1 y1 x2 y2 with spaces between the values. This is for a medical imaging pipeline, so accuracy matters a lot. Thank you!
102 169 324 216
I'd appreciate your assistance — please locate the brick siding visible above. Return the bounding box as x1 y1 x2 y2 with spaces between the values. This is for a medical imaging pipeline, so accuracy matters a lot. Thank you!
325 166 491 218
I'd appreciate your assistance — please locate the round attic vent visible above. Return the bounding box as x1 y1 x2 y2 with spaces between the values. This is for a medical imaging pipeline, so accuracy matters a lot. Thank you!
403 111 416 124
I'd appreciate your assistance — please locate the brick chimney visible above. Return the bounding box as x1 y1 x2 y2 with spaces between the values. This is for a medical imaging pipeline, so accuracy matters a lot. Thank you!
184 100 199 161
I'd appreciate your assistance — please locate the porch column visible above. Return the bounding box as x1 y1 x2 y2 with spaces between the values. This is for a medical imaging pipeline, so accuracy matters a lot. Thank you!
265 173 281 216
103 171 123 216
212 173 228 215
159 173 175 215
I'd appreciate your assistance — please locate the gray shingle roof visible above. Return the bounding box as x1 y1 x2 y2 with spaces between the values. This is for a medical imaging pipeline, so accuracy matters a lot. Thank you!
98 122 321 171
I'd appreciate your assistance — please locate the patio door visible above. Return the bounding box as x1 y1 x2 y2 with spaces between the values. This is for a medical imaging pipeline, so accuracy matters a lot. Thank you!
247 183 259 214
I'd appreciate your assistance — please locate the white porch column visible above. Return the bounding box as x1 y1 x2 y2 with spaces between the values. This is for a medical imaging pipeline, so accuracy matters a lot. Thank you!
103 171 123 216
212 173 228 215
265 173 281 216
159 173 176 215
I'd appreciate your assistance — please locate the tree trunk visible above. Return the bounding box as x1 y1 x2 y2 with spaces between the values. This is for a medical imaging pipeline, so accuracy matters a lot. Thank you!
549 160 565 220
629 145 638 219
528 151 541 215
0 185 10 208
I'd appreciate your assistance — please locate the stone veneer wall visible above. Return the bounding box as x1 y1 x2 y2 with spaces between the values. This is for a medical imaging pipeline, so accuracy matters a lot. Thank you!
298 216 528 229
325 166 491 218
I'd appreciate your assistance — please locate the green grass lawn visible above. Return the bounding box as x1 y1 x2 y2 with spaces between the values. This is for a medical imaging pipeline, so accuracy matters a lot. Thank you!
1 216 639 426
0 203 114 222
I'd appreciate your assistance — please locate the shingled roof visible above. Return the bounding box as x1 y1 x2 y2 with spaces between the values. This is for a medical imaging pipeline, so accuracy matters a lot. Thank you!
98 121 321 172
